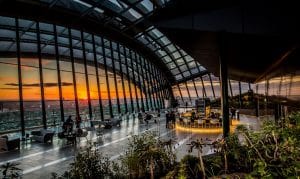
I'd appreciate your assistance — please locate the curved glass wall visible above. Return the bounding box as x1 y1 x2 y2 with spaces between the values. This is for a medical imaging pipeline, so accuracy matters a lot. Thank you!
255 74 300 100
173 73 300 107
135 26 207 82
14 0 207 83
0 16 171 136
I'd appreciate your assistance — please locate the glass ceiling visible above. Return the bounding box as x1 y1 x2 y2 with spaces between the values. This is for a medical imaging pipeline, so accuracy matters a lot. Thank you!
0 16 166 92
135 26 206 81
11 0 207 82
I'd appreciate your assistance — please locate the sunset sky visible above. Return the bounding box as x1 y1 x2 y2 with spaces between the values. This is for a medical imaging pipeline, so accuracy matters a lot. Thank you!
1 58 300 101
0 58 132 101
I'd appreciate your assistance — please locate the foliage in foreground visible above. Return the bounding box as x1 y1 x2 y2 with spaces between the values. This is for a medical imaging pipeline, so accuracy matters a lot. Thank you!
236 119 300 178
51 132 176 179
1 162 22 179
52 113 300 178
119 131 176 179
166 117 300 178
51 141 116 179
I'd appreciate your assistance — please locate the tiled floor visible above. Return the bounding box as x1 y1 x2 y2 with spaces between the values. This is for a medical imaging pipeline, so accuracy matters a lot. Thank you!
0 113 263 179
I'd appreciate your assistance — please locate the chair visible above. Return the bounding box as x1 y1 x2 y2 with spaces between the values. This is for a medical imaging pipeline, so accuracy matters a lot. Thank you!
183 118 189 127
196 119 202 128
76 128 88 137
31 129 55 143
0 135 20 151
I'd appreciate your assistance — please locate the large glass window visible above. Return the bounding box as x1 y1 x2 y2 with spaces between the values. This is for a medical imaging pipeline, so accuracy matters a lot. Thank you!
0 58 21 134
210 75 221 98
74 62 89 120
241 82 250 94
116 75 125 114
59 60 76 120
19 19 44 130
268 77 280 96
108 70 118 116
202 74 213 99
40 22 62 130
230 80 240 96
0 16 172 136
172 85 182 105
99 67 110 119
123 76 132 113
179 83 190 105
290 75 300 100
121 56 132 113
21 58 42 129
194 78 204 98
130 82 137 112
87 65 101 119
186 80 197 105
42 59 61 129
256 81 266 95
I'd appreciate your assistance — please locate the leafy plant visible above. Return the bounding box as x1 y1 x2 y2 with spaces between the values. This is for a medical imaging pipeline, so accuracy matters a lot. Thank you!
288 111 300 126
178 155 201 179
120 131 176 179
1 162 22 179
51 141 116 179
236 121 300 178
187 139 207 178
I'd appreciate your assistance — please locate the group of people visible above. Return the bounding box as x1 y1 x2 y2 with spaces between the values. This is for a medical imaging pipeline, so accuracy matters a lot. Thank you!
136 108 161 124
166 111 176 128
138 112 156 124
62 115 82 133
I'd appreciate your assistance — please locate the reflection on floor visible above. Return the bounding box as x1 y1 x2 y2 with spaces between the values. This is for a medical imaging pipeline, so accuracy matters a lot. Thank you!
0 114 264 179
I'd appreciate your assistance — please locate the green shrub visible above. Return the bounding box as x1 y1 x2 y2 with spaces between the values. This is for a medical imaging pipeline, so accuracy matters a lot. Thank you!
120 131 176 179
236 121 300 178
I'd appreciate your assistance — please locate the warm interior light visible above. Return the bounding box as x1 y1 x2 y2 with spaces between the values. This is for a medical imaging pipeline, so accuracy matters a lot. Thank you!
175 120 241 134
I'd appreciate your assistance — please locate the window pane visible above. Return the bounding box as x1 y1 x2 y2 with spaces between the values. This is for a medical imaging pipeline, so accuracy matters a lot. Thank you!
60 60 76 119
87 65 101 120
42 59 61 129
99 67 110 119
0 61 21 134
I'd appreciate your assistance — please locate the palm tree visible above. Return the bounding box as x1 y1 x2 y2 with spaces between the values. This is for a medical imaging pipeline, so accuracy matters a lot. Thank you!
211 138 228 173
187 138 207 178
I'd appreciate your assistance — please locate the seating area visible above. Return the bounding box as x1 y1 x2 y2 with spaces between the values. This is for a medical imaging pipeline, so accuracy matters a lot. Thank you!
30 129 55 144
0 135 20 152
90 117 122 129
178 118 223 128
0 1 299 178
57 128 88 145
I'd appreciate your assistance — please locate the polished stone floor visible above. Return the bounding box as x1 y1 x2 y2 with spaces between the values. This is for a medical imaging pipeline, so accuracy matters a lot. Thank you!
0 113 264 179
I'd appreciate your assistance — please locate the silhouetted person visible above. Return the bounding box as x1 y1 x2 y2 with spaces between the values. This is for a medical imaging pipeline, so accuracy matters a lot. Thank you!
145 113 151 124
138 112 143 123
64 115 73 133
166 111 170 128
191 111 196 123
170 111 176 127
75 115 82 128
230 107 236 119
210 112 216 119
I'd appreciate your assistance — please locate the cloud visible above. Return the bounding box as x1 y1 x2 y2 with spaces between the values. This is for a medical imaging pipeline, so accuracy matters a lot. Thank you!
4 83 19 87
4 82 73 88
60 82 73 87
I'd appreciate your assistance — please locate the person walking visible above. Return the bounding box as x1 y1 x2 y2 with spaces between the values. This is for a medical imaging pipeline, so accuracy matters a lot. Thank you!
230 107 236 119
166 111 170 128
